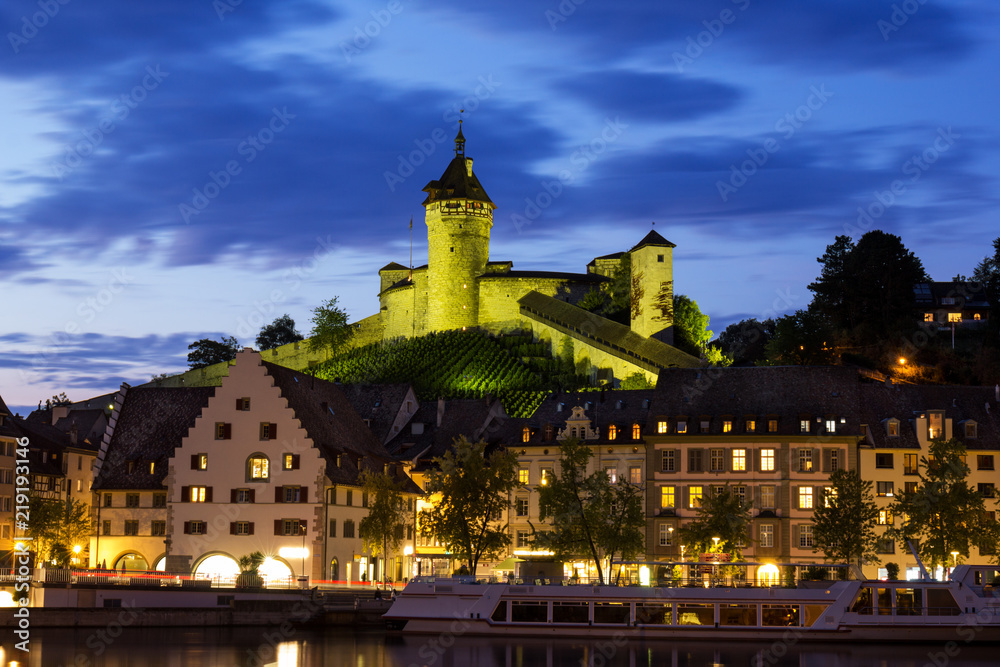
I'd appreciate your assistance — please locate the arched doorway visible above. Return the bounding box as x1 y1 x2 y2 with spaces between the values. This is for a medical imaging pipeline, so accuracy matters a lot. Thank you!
152 555 167 572
330 558 340 581
757 563 780 586
114 553 148 571
259 557 293 587
194 554 239 583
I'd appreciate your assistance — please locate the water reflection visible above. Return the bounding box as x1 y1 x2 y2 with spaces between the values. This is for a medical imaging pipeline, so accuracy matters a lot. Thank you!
5 628 1000 667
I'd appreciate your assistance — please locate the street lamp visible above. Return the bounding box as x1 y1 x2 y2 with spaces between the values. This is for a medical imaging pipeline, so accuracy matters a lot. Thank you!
300 523 307 586
951 551 959 575
711 537 720 585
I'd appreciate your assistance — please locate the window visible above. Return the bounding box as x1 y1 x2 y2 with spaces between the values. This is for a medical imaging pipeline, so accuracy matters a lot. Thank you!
608 425 618 440
799 419 810 434
237 397 250 411
124 520 138 536
760 524 774 548
246 454 270 482
761 449 775 472
281 519 305 536
689 486 703 509
732 449 746 472
328 519 337 537
924 312 934 322
825 419 836 434
700 420 710 434
798 487 813 509
234 521 252 536
878 510 894 525
657 254 664 262
102 520 111 536
746 420 756 433
629 466 642 484
710 448 724 472
661 450 675 472
966 422 978 438
104 493 112 507
151 521 166 536
660 486 675 510
149 461 155 474
875 453 894 469
904 481 918 494
722 420 733 433
518 469 529 485
540 467 554 486
604 466 617 483
522 427 530 443
632 423 641 439
876 537 895 554
903 454 918 475
346 490 353 506
799 525 814 548
799 449 813 472
659 524 673 547
760 485 775 509
192 453 208 470
767 419 778 433
876 481 894 497
979 483 996 498
822 486 836 508
830 449 840 472
978 455 994 471
657 421 667 434
283 453 299 470
688 450 703 473
676 421 687 434
283 486 304 503
126 493 140 508
215 423 231 440
189 486 207 503
734 485 747 506
186 521 206 535
948 313 962 323
516 530 529 548
515 496 528 517
343 520 355 538
259 422 277 440
362 493 369 508
887 421 899 437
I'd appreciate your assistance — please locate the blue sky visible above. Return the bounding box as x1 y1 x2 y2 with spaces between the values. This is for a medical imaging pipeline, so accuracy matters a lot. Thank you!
2 0 998 415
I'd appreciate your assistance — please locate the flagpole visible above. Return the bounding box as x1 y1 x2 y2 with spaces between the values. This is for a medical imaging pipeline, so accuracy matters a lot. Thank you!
408 216 413 281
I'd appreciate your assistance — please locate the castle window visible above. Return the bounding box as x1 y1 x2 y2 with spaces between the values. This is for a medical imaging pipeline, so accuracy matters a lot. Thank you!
450 247 454 252
657 254 664 262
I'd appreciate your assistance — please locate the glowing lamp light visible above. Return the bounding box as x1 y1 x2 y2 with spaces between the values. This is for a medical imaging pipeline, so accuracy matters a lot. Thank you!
73 545 82 554
403 546 413 556
639 565 650 587
278 547 308 559
898 357 907 365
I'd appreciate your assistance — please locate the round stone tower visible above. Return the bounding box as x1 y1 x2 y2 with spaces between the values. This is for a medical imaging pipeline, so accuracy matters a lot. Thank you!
422 125 496 332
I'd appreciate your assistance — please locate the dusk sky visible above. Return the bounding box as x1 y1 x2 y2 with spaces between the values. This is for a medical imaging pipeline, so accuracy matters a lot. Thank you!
2 0 998 416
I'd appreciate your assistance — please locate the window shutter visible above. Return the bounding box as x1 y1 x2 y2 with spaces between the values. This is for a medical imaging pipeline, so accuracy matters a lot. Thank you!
229 522 236 535
791 448 798 471
291 454 300 470
300 488 308 503
230 489 238 503
191 455 198 470
235 398 242 410
822 449 831 473
223 423 232 439
248 522 255 535
249 489 256 503
792 485 799 509
275 486 284 503
270 423 277 440
274 519 282 536
183 521 191 534
682 486 689 509
813 448 821 471
181 486 190 502
205 487 213 503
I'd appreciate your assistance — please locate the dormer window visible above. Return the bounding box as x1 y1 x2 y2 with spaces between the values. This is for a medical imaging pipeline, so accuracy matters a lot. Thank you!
965 421 978 438
928 411 944 440
799 419 810 434
886 419 900 437
722 420 733 433
825 419 836 434
745 419 756 433
676 421 687 434
608 425 618 441
632 423 641 439
522 427 531 443
699 420 710 434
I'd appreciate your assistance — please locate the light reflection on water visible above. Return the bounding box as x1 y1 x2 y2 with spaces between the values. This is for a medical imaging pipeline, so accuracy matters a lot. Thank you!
3 628 1000 667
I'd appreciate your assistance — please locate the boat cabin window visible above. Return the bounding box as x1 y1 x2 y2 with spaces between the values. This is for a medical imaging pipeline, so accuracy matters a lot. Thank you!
678 604 714 626
490 600 507 622
762 604 799 626
926 589 960 615
552 602 589 624
851 587 873 614
877 588 893 615
974 569 1000 585
594 602 629 624
720 604 756 626
636 603 672 625
511 601 547 623
896 588 922 616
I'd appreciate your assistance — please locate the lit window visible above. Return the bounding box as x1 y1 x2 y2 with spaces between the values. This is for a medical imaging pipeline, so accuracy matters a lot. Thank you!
657 421 667 434
799 449 813 472
746 420 756 433
632 423 641 439
247 454 270 481
948 313 962 323
660 486 675 509
878 510 894 525
722 420 732 433
887 421 899 437
689 486 703 509
877 481 894 497
800 419 810 434
189 486 207 502
608 425 618 440
924 313 934 322
732 449 746 472
518 469 529 485
629 466 642 484
798 487 813 509
522 427 530 443
823 487 836 508
604 466 617 483
541 467 554 485
282 453 297 470
761 449 775 472
193 454 207 470
676 421 687 434
767 419 777 433
825 419 836 434
760 524 774 548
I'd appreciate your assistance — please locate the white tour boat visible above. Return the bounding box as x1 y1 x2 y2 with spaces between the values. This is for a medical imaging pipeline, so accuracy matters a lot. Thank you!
384 564 1000 642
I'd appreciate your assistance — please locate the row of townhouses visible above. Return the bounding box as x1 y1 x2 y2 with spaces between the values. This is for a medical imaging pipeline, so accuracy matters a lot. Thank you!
2 350 998 582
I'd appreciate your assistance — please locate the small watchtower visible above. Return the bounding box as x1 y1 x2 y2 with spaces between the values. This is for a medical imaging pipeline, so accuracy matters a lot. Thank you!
629 230 676 343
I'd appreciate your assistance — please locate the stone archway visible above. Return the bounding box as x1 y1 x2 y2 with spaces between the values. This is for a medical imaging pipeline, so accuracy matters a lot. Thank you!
330 557 340 581
113 552 149 571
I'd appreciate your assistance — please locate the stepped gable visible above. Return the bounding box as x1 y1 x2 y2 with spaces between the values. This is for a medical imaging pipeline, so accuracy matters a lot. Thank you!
527 389 656 443
629 229 676 251
650 366 864 436
339 383 414 444
858 383 1000 450
260 362 419 492
93 387 214 490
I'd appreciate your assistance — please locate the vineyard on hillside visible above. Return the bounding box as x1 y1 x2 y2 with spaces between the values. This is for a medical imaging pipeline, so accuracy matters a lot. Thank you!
312 330 590 418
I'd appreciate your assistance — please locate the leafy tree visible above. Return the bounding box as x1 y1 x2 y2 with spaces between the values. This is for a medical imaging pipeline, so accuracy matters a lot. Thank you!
255 314 303 350
891 438 1000 571
39 392 71 410
419 437 520 576
187 335 240 369
359 470 410 584
715 318 776 366
308 297 354 359
677 483 751 560
620 372 653 390
26 496 91 567
812 469 880 568
673 294 711 357
764 308 839 365
578 287 607 314
534 438 644 582
973 236 1000 338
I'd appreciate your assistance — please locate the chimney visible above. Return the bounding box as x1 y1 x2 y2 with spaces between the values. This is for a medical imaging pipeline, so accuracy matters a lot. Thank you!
995 384 999 402
437 397 445 427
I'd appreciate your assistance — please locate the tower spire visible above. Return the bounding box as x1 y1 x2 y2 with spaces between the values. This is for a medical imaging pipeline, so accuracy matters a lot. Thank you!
454 109 465 157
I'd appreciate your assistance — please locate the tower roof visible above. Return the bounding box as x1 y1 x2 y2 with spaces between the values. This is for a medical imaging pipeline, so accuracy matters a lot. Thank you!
422 129 495 208
630 229 676 252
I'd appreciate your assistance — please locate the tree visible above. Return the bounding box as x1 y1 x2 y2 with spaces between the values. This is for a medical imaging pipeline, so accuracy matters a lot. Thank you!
26 496 91 567
673 295 730 365
891 438 1000 571
308 297 354 359
811 469 880 568
620 372 653 390
677 483 751 560
764 308 839 365
419 437 520 576
807 235 856 330
534 438 644 582
187 335 240 369
715 318 776 366
359 469 410 584
255 314 303 350
973 236 1000 339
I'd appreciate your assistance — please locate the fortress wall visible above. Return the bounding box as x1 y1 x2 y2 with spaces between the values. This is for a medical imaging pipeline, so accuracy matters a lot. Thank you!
381 271 428 340
478 278 593 326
